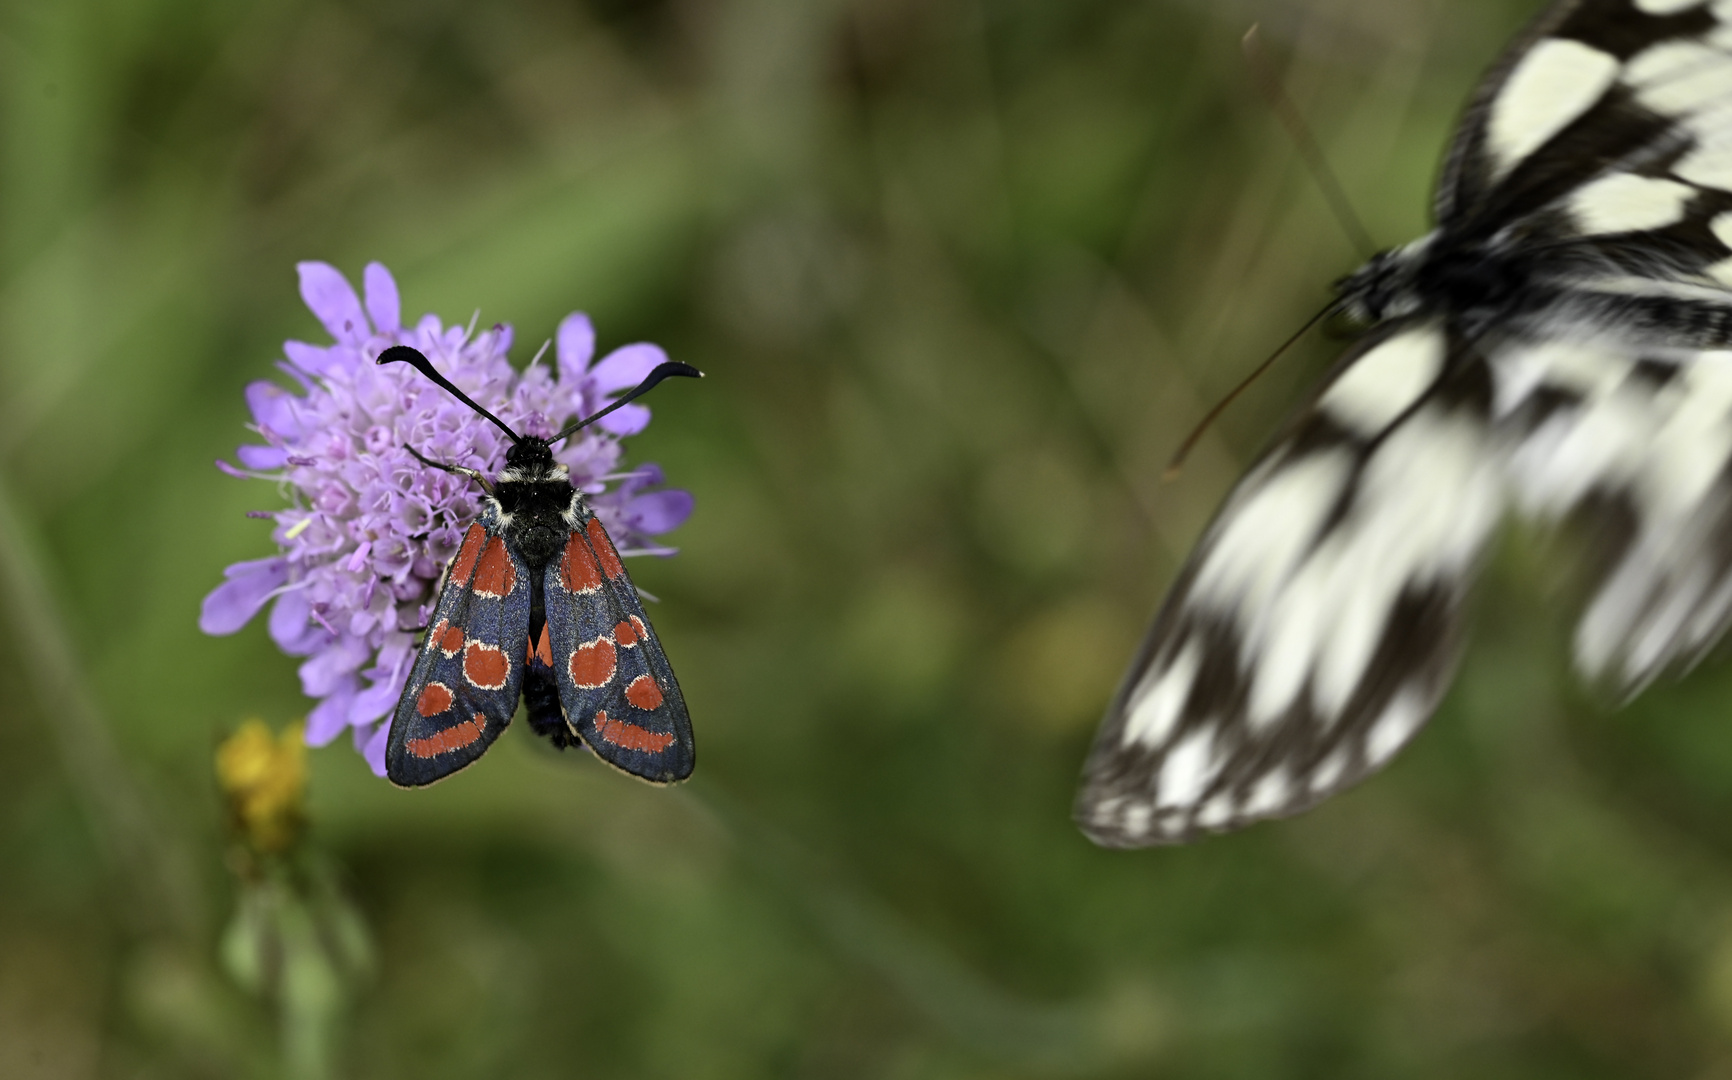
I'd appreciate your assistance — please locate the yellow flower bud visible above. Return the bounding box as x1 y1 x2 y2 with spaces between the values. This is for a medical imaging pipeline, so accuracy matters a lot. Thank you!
216 720 307 853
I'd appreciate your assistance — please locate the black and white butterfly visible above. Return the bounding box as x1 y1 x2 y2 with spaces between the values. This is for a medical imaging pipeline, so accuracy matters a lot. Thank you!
1076 0 1732 847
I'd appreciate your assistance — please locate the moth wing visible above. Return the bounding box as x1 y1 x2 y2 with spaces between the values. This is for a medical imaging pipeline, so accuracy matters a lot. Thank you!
1436 0 1732 276
1076 322 1503 847
543 514 695 783
385 516 533 787
1497 335 1732 692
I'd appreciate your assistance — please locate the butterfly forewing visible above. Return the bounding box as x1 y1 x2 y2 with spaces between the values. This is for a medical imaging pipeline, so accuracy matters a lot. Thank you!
543 514 695 783
1077 324 1504 846
385 515 534 787
1432 0 1732 687
1440 0 1732 276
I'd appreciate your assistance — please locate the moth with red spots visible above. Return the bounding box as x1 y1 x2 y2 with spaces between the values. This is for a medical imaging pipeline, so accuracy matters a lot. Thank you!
378 344 700 787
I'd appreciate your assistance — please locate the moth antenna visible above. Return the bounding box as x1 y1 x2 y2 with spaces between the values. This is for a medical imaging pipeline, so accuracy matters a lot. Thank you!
553 362 703 444
1242 24 1377 259
1163 299 1337 482
377 345 522 443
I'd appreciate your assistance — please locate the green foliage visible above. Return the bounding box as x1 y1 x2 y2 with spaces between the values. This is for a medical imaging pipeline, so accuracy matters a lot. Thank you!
4 0 1732 1076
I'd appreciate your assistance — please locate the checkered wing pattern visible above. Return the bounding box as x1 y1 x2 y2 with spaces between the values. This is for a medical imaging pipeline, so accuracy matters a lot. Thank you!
1078 324 1501 845
1078 0 1732 846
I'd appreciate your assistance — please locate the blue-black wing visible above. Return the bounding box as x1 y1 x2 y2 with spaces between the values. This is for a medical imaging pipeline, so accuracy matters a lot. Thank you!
542 512 695 783
385 512 533 787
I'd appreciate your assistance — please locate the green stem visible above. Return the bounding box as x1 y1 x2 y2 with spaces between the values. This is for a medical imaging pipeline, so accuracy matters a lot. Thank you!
0 468 201 938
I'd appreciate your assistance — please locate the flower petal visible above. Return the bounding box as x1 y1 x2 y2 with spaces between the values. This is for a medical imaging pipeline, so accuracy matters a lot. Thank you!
348 636 413 726
245 380 303 437
596 403 650 436
348 674 405 728
199 558 287 635
359 721 390 777
283 340 341 376
590 342 665 393
298 635 372 697
618 463 665 494
557 312 596 382
363 262 401 334
236 444 287 469
305 683 358 746
297 262 368 345
269 587 320 653
625 489 694 534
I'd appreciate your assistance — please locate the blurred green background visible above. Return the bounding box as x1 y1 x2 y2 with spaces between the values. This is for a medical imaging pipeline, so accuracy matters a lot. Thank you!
9 0 1732 1076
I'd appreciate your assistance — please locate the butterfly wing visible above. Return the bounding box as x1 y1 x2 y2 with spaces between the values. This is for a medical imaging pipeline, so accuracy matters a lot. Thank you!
385 514 533 787
1076 323 1504 846
1081 1 1732 846
1494 336 1732 693
1431 0 1732 685
1436 0 1732 278
542 512 695 783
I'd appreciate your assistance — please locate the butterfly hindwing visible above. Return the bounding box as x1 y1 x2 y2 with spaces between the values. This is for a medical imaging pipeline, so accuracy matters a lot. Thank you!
1494 335 1732 692
543 513 695 783
385 514 533 787
1076 323 1503 846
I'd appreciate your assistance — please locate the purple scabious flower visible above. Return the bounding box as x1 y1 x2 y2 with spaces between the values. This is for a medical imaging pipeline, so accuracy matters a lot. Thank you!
202 262 695 776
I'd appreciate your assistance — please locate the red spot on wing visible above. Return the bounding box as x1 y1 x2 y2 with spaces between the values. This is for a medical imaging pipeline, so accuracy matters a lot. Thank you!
587 518 625 580
630 615 648 641
416 681 454 717
559 531 603 594
438 622 465 656
625 675 664 710
407 713 487 758
472 537 517 597
535 625 553 667
464 640 510 690
568 637 617 689
614 619 638 647
592 710 676 753
451 524 486 584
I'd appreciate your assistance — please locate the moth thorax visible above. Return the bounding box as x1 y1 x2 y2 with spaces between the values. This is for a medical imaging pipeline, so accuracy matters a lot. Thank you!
495 477 577 568
1414 242 1533 317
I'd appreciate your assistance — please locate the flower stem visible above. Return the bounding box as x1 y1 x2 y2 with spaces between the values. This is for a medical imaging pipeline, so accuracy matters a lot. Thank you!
0 469 202 938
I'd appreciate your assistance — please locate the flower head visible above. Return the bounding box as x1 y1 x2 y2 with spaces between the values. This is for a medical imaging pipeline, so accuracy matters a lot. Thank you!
202 262 693 775
217 719 308 853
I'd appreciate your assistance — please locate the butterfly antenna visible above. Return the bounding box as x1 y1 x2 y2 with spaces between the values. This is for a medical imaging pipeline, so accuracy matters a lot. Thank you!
1243 24 1377 259
1164 299 1336 481
377 345 522 443
553 362 704 443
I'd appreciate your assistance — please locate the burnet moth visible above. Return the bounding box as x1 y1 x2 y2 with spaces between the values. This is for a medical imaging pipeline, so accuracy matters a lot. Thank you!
377 344 700 787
